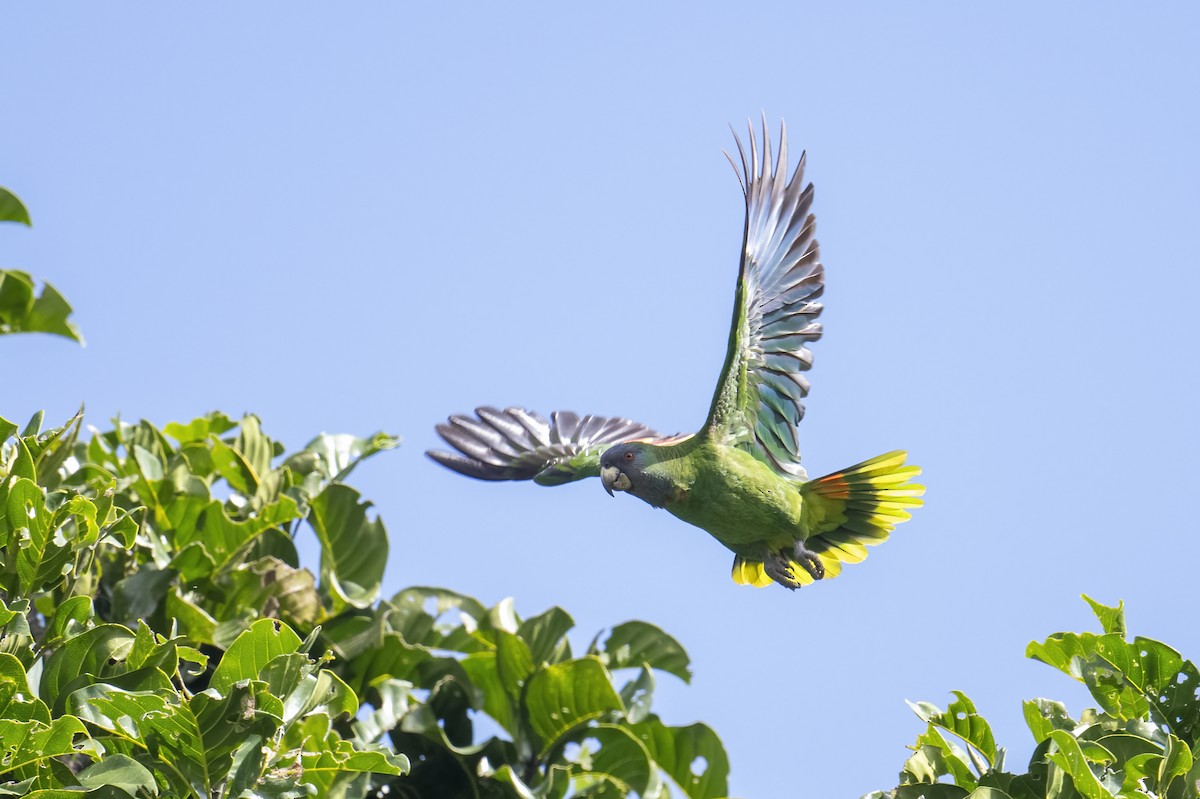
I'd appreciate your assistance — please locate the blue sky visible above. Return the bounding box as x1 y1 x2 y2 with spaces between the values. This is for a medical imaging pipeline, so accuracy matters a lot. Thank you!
4 5 1199 797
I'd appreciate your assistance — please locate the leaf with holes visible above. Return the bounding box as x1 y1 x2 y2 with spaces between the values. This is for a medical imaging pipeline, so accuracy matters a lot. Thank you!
907 692 998 772
0 716 88 778
631 718 730 799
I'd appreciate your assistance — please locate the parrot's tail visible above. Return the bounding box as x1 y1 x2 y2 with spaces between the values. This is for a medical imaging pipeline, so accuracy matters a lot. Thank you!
731 451 924 589
800 450 925 580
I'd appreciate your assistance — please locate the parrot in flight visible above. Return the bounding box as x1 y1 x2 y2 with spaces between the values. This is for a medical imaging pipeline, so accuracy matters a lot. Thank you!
427 120 924 590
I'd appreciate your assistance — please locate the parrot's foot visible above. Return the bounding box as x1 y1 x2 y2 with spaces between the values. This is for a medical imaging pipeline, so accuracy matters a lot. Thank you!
793 542 825 581
764 555 802 590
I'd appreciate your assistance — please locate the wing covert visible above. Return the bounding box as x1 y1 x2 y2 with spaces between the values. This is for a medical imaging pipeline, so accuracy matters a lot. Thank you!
427 406 665 486
704 118 824 478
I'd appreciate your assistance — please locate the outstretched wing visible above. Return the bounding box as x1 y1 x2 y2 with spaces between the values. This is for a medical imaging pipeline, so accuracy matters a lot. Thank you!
703 118 824 478
427 406 669 486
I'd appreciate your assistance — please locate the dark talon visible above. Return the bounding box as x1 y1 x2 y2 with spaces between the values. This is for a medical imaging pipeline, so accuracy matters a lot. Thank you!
793 543 825 580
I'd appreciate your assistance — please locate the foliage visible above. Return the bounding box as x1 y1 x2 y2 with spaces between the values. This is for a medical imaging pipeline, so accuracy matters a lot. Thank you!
865 596 1200 799
1 186 735 797
0 188 82 343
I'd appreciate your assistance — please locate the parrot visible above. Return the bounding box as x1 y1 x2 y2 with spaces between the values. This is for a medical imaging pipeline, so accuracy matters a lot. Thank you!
427 119 924 590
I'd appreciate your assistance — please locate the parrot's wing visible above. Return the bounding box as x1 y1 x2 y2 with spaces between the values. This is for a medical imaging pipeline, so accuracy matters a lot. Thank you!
703 118 823 478
427 406 674 486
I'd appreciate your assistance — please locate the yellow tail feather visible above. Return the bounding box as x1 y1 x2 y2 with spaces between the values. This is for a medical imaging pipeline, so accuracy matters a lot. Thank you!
800 450 925 576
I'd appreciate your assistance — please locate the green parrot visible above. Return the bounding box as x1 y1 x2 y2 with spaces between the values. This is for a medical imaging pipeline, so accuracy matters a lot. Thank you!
427 120 924 590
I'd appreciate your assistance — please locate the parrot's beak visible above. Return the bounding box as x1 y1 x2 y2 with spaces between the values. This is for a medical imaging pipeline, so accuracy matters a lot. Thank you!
600 466 632 496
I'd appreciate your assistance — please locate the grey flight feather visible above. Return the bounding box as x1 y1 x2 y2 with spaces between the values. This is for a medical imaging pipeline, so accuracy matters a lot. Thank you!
426 406 663 485
705 116 824 479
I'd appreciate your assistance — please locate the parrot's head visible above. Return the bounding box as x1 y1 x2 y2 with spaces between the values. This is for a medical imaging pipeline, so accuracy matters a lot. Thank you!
599 442 676 508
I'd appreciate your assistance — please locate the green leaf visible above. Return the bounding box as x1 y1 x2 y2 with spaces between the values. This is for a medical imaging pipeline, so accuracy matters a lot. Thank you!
0 653 49 723
0 716 87 774
519 606 574 665
569 723 655 796
631 718 730 799
163 412 236 444
1027 627 1200 739
462 651 517 734
1047 730 1114 799
593 621 692 683
1022 698 1075 744
495 630 535 699
907 692 998 771
0 271 83 342
70 681 280 797
285 712 408 794
294 430 401 484
905 727 978 789
40 624 136 703
76 754 158 796
352 678 414 743
210 618 303 695
7 477 81 594
211 438 259 495
1158 734 1193 792
309 483 388 609
525 657 624 753
0 188 31 225
1082 595 1125 637
111 566 175 625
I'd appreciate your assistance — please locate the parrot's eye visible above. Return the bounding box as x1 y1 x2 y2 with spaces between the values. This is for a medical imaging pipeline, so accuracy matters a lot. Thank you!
624 452 635 462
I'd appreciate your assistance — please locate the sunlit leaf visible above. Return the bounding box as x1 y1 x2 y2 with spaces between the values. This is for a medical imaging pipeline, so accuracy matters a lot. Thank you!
77 753 158 796
631 718 730 799
210 618 303 695
0 716 87 774
0 188 31 225
309 483 387 609
519 606 574 665
907 692 998 771
1047 730 1114 799
1082 595 1125 637
526 657 623 752
592 621 691 683
0 270 82 343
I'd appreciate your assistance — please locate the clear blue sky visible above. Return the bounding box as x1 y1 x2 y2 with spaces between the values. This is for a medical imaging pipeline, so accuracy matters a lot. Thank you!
4 5 1199 797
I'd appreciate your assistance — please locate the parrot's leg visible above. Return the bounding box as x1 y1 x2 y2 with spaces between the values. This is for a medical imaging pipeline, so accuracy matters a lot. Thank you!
792 541 825 580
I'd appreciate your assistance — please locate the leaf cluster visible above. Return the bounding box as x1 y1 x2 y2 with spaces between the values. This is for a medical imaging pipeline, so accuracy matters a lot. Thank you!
866 596 1200 799
2 184 735 796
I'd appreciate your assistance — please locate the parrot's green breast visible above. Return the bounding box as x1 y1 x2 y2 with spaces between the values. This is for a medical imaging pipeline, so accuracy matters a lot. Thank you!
658 440 805 556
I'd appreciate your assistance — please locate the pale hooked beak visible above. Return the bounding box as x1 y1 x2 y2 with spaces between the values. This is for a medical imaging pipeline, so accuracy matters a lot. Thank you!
600 465 632 496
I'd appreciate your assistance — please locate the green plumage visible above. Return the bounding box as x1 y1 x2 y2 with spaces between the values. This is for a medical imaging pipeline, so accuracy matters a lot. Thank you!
427 120 924 590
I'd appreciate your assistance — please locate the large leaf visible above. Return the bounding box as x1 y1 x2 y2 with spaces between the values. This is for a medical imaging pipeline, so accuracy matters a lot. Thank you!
0 716 88 776
40 624 136 703
6 477 94 595
210 618 303 695
76 754 159 796
1046 730 1113 799
592 621 692 683
525 657 624 753
632 718 730 799
1028 630 1200 743
70 680 282 797
308 483 388 609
